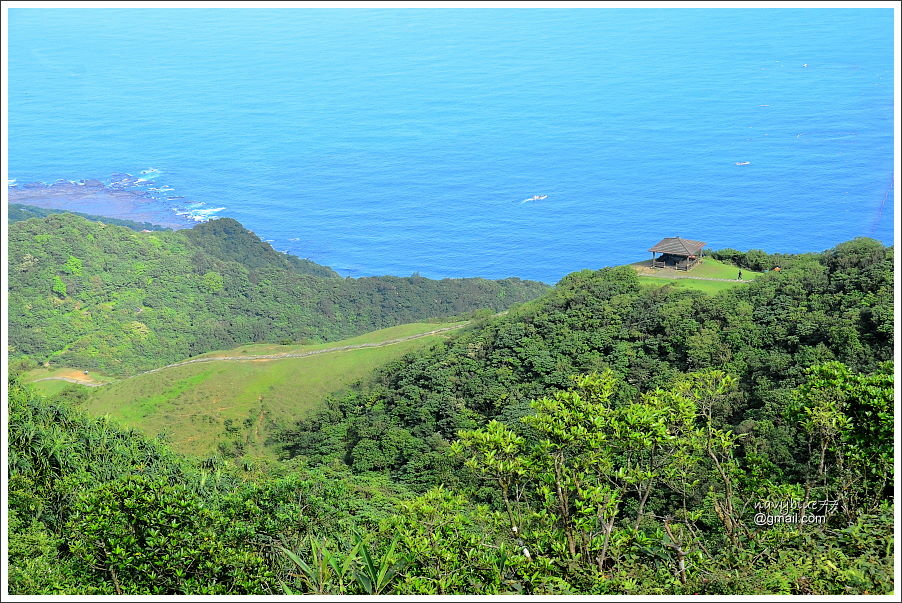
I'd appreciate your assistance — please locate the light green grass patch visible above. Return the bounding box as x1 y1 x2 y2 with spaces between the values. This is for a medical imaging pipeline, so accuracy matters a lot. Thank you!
30 379 84 397
630 257 761 281
681 258 761 280
637 276 747 295
190 321 466 359
116 370 215 424
629 257 761 295
83 322 463 458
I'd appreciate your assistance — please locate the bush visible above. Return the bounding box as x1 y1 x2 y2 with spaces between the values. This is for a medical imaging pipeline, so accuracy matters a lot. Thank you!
68 474 272 594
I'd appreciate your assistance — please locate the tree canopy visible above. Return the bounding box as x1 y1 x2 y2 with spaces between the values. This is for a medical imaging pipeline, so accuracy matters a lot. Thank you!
6 232 893 595
8 213 548 374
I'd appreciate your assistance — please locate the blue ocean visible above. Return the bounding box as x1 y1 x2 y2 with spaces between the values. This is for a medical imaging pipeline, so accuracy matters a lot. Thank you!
7 8 895 283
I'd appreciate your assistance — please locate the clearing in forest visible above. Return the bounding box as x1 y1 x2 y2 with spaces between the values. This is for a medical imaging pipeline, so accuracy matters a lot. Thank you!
79 321 466 458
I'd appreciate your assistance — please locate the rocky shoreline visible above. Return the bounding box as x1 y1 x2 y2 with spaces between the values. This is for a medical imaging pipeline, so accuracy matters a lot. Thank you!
8 178 194 229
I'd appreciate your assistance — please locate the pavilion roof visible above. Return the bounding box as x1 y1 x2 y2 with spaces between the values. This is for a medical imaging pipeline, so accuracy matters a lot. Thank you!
649 237 706 256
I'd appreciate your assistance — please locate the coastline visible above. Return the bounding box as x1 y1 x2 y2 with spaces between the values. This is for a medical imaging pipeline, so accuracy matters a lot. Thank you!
8 179 196 229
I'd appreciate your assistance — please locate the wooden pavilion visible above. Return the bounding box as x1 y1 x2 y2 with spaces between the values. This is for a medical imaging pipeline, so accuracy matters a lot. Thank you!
649 237 706 271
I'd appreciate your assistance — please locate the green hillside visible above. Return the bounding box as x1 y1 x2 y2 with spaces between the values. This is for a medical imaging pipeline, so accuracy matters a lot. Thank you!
8 237 893 596
8 213 548 374
280 239 892 489
8 378 410 595
9 202 172 231
179 213 340 278
77 321 466 457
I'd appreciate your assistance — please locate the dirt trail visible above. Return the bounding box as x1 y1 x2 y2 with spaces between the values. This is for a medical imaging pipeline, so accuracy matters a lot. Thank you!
33 324 465 388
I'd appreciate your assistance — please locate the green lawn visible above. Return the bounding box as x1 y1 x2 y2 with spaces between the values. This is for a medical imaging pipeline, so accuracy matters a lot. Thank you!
636 276 746 295
677 258 761 280
30 378 83 397
631 257 762 294
82 321 465 458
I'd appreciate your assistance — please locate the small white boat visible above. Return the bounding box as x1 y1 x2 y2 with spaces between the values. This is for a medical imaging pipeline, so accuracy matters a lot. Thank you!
523 194 549 202
735 161 751 166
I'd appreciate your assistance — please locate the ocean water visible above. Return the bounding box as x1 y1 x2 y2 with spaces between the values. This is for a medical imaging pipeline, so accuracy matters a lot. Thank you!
7 8 895 283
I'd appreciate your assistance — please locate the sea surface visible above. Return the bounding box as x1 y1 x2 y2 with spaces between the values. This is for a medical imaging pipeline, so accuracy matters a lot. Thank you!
7 8 895 283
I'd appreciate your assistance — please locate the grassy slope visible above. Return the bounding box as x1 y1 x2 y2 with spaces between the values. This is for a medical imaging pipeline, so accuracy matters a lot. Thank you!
191 320 466 359
79 321 464 457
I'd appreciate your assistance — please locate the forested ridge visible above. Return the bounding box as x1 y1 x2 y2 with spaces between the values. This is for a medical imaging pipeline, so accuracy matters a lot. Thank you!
280 239 892 489
6 236 894 595
10 202 172 232
7 213 548 374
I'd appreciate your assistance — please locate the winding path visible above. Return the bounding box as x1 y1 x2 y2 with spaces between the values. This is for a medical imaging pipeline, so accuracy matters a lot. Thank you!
31 324 465 388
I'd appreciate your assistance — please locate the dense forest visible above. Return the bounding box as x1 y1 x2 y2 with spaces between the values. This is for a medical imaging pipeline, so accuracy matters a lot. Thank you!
279 239 892 489
6 234 893 595
7 213 547 374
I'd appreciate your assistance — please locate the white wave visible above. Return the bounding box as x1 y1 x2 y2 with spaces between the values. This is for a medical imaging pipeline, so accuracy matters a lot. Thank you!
176 211 218 223
135 169 162 183
193 207 226 215
174 204 226 223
